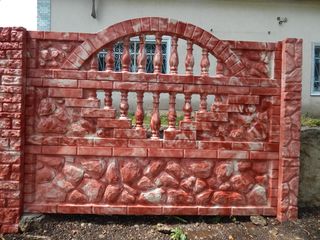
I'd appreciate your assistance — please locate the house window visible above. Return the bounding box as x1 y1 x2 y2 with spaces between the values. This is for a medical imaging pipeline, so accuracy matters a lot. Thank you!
312 44 320 94
98 38 168 73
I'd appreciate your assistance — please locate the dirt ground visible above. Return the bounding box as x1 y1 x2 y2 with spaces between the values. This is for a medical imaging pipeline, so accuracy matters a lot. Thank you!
2 207 320 240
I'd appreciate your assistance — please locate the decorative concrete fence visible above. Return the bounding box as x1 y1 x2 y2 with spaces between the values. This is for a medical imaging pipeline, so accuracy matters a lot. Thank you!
0 17 302 233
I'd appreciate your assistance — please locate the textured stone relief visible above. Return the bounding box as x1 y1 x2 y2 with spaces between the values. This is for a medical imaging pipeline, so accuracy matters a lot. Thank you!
35 157 270 206
200 96 271 142
229 106 269 141
68 119 95 137
38 41 78 68
242 50 273 78
278 39 302 221
34 94 95 138
37 98 70 133
220 50 273 78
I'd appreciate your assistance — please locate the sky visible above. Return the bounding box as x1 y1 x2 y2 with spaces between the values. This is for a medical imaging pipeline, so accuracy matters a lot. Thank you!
0 0 37 30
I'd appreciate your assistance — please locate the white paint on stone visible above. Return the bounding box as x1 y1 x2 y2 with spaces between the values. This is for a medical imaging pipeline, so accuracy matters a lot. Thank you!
226 163 234 177
233 160 239 174
142 188 164 204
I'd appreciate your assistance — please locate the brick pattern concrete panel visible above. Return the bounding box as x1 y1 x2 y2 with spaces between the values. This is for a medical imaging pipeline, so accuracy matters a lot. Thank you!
0 27 26 233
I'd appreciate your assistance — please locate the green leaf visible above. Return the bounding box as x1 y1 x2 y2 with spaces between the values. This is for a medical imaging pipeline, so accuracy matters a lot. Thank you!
170 227 187 240
180 233 187 240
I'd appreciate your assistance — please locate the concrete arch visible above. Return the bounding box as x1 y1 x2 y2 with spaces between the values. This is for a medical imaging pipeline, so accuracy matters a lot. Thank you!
62 17 245 75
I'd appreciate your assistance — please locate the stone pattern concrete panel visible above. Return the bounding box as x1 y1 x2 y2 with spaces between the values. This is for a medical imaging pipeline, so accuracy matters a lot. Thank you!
277 39 302 221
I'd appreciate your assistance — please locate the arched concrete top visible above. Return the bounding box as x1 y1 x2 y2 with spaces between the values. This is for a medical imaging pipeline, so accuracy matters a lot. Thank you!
62 17 245 75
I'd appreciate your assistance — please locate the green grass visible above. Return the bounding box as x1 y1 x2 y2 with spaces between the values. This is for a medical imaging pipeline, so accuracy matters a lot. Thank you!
128 112 184 126
301 114 320 127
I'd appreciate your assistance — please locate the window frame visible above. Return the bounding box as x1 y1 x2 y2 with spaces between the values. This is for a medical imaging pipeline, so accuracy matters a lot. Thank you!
311 42 320 96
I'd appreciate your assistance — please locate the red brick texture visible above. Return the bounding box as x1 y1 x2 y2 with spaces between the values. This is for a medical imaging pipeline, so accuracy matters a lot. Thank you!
0 18 302 233
0 27 26 233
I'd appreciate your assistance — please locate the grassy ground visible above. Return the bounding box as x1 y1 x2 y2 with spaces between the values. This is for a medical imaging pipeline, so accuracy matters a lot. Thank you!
128 112 185 127
301 114 320 127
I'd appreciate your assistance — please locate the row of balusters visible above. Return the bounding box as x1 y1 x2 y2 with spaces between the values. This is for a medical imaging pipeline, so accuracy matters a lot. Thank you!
97 90 209 140
91 33 223 75
87 34 222 139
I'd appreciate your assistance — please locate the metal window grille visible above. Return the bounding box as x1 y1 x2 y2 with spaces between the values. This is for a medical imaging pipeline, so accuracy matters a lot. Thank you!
314 46 320 92
98 41 168 73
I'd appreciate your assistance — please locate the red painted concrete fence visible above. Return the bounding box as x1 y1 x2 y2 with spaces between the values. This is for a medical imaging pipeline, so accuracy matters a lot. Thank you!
0 17 302 233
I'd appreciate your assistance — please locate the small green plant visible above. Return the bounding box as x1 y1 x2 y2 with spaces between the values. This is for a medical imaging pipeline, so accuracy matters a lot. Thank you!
170 227 187 240
127 112 135 123
301 114 320 127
